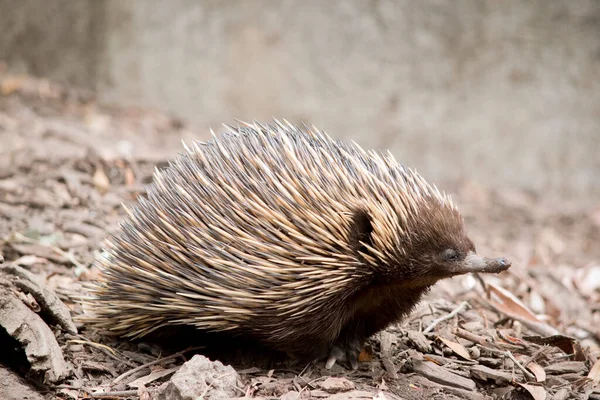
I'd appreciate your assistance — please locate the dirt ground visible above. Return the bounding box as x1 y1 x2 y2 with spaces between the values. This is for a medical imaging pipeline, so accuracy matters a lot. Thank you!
1 72 600 400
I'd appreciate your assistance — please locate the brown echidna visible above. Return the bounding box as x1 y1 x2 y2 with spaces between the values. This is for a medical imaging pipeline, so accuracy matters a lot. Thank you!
87 120 510 369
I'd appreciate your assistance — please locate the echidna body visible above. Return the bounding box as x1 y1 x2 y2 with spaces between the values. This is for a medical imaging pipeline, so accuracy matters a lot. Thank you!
88 120 510 369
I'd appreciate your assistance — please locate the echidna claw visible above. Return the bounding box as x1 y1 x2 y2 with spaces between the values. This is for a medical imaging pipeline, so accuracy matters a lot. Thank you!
325 345 360 370
325 354 337 369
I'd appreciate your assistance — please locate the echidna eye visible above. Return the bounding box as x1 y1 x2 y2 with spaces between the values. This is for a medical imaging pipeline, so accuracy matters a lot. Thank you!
441 248 459 262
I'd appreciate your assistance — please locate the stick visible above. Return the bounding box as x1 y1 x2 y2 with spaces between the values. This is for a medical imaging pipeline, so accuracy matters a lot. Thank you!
423 301 469 334
112 346 203 385
504 351 536 381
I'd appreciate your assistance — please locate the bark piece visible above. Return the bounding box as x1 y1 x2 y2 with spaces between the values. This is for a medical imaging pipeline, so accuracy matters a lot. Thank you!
410 360 477 391
0 285 69 383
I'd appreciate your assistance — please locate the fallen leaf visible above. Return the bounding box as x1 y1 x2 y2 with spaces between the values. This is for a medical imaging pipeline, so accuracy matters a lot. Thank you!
423 355 443 365
523 335 586 361
58 388 80 400
93 168 110 194
358 345 373 362
517 383 546 400
588 358 600 385
128 366 179 388
437 336 471 360
527 362 546 382
125 167 136 186
486 282 540 323
1 76 25 95
497 330 528 346
573 265 600 297
13 255 43 266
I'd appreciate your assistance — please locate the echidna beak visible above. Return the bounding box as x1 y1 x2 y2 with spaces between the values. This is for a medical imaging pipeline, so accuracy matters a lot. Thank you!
458 252 511 275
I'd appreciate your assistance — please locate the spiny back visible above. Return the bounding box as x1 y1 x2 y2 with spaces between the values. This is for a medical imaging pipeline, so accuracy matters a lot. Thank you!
88 120 455 341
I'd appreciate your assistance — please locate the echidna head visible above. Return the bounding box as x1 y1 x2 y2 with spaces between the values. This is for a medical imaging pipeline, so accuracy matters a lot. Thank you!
349 187 510 287
401 198 510 281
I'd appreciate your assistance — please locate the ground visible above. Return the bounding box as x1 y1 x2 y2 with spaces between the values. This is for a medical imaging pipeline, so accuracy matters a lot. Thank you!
0 73 599 400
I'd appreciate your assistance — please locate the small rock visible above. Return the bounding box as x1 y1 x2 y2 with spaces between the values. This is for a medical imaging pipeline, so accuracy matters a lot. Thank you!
319 377 355 393
280 391 301 400
158 354 239 400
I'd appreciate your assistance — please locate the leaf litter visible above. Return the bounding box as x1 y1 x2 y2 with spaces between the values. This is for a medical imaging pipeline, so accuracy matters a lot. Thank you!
0 72 599 399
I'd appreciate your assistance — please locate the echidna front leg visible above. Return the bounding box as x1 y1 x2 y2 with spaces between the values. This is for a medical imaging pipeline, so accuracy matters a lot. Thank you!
325 324 366 370
325 338 363 370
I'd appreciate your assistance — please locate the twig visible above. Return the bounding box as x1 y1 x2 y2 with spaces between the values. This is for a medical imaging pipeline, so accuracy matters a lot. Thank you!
66 339 117 355
496 329 528 350
454 327 495 347
299 376 328 394
68 337 137 368
12 232 87 270
504 351 536 381
112 346 203 385
297 362 312 378
84 389 139 398
521 345 549 367
423 301 469 334
479 345 507 357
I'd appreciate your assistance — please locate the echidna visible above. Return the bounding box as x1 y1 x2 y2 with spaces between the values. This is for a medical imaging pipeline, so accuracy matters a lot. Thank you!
87 120 510 369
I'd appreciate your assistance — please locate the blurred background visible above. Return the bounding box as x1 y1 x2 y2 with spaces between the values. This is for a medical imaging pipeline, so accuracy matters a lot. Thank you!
1 0 599 204
1 4 600 397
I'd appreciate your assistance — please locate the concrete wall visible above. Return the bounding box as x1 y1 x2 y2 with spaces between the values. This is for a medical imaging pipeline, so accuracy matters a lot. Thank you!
2 0 600 202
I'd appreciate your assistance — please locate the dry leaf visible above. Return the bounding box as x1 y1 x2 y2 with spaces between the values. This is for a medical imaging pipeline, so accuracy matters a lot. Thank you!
358 346 373 362
527 362 546 382
13 255 43 266
517 383 547 400
128 366 179 388
523 335 586 361
588 358 600 385
498 330 528 346
93 168 110 194
486 282 540 323
423 355 443 365
58 388 80 400
484 282 560 336
1 76 25 95
125 167 136 186
573 265 600 297
437 336 472 360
